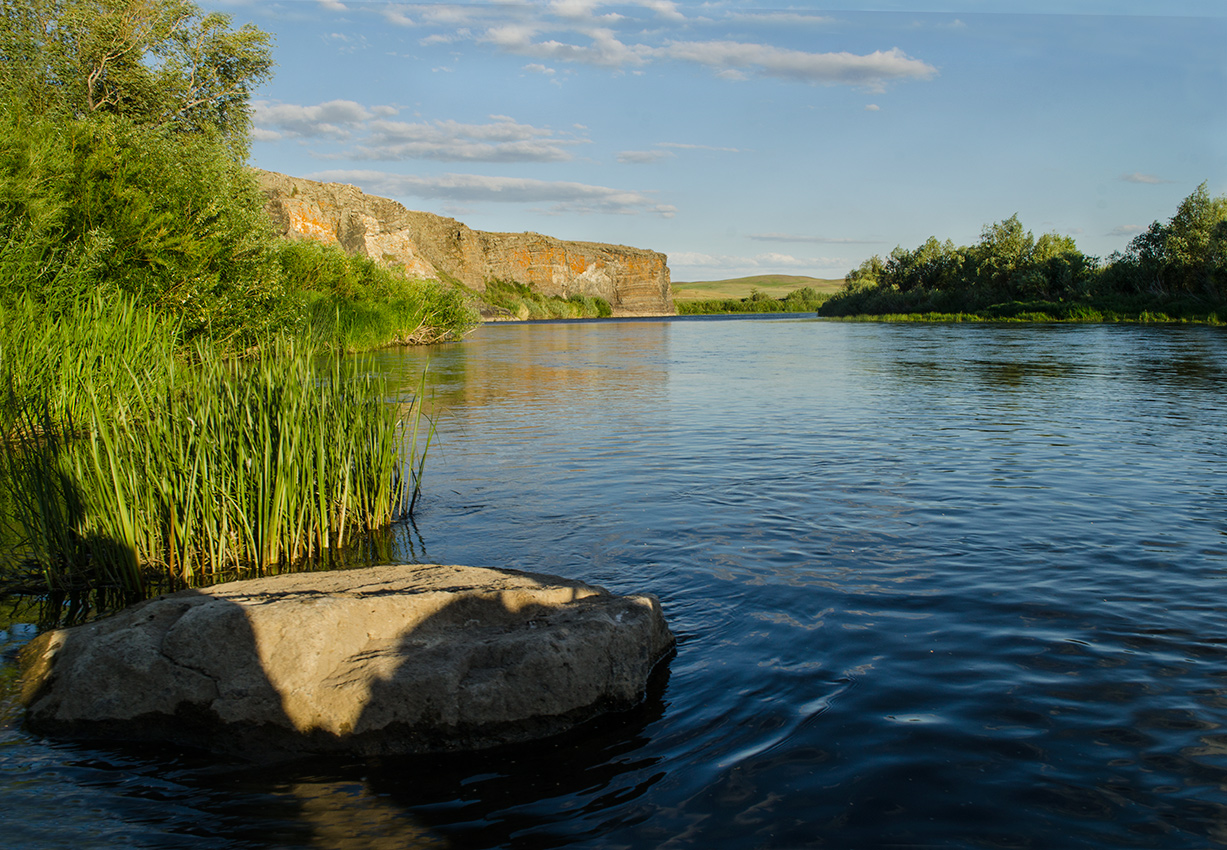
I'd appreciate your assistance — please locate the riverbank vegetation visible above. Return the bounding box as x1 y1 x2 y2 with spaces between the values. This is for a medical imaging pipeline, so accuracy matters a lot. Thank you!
671 275 840 315
820 185 1227 323
0 0 462 618
480 278 614 320
1 330 429 616
675 286 830 315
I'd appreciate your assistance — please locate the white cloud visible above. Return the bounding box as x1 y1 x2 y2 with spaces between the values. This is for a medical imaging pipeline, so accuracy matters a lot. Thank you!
639 0 685 22
1108 224 1147 238
483 24 653 68
251 99 375 139
1119 172 1171 185
403 5 934 90
549 0 623 24
254 105 590 163
381 6 415 27
727 12 834 26
523 63 557 75
865 103 880 111
355 116 585 162
307 170 676 217
317 0 347 11
420 6 478 26
657 142 742 153
617 149 676 163
661 42 936 90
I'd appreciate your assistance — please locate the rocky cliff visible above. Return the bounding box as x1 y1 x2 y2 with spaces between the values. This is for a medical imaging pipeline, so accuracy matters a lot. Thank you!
255 170 674 317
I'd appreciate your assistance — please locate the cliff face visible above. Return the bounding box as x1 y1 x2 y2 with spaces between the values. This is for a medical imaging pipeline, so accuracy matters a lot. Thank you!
255 170 674 317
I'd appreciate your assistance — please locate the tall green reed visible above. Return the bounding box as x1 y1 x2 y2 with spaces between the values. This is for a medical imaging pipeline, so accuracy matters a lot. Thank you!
0 296 434 615
0 292 180 426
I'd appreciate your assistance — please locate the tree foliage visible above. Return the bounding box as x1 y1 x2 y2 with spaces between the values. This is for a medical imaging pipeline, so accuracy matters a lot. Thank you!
1103 183 1227 297
823 186 1227 320
0 0 272 153
0 108 291 343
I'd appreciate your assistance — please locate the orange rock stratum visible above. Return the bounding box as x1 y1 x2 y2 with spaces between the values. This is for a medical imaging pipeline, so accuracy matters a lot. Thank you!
257 170 674 317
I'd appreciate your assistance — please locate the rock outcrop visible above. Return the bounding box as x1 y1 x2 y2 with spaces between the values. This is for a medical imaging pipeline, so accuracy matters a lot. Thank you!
256 170 674 317
19 564 674 757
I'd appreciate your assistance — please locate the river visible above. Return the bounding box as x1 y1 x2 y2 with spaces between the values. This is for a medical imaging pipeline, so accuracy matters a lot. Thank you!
4 316 1227 848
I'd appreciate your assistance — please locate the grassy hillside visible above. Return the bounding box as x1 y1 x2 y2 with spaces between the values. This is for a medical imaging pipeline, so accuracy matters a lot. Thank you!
672 275 844 302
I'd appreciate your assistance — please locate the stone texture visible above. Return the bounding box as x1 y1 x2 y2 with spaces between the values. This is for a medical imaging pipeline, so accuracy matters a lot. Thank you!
19 564 674 757
256 169 674 317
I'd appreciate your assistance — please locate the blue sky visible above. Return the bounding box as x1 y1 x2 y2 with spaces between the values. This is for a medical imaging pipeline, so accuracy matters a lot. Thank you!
212 0 1227 282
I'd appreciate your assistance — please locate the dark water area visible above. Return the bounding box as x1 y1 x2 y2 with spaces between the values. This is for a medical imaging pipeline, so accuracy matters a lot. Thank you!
4 318 1227 848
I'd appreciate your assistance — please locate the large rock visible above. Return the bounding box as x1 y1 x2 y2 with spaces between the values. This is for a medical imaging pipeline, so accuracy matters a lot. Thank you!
19 564 673 757
255 169 675 317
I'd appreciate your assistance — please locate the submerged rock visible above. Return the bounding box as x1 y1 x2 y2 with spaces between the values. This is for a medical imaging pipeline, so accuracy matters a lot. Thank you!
19 564 673 757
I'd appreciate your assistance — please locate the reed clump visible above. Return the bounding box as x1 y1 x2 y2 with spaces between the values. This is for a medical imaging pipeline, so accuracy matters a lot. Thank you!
0 297 432 614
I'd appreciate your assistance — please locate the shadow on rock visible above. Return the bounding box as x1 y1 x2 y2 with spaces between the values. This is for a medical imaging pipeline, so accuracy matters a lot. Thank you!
19 564 675 760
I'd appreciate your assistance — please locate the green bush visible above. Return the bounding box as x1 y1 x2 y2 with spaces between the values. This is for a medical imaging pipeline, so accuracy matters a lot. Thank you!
277 239 478 349
675 287 828 315
0 108 290 347
482 278 612 319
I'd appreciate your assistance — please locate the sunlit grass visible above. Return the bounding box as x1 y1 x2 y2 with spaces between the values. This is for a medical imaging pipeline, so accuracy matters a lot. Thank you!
482 279 613 320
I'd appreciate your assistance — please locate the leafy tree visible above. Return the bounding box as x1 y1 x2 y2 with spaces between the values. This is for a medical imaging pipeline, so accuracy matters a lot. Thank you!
1105 183 1227 298
0 108 290 344
845 254 885 289
1163 183 1227 295
969 214 1035 292
883 237 965 292
0 0 272 153
1028 232 1097 299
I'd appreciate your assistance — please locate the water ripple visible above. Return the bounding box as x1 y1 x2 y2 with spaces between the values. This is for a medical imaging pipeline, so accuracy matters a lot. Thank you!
5 319 1227 848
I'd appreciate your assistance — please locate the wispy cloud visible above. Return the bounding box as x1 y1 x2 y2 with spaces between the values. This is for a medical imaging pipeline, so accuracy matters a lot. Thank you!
660 43 935 90
254 103 589 163
657 142 743 153
1118 172 1172 185
365 3 935 91
1108 224 1147 238
250 100 374 140
355 116 586 162
865 103 880 111
749 233 883 245
727 11 834 27
617 149 676 164
307 170 677 217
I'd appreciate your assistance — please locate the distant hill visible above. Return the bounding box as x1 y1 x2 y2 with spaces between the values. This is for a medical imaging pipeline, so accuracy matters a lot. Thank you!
671 274 844 303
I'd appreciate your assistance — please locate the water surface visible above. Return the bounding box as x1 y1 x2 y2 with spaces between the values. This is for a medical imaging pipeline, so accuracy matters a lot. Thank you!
4 318 1227 848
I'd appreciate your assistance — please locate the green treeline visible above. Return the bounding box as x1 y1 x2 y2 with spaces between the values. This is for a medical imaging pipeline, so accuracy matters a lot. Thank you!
676 286 829 315
820 185 1227 323
0 0 467 616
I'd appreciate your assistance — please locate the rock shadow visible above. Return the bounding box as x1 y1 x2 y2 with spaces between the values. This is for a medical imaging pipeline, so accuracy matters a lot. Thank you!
19 586 297 757
20 564 674 763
